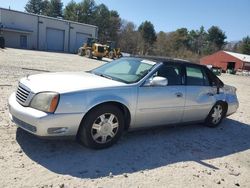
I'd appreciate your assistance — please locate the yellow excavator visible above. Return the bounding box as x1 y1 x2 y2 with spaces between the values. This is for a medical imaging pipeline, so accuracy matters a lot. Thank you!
105 41 122 59
78 38 106 60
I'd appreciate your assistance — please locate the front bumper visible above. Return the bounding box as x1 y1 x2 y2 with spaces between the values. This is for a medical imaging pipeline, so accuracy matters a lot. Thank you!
8 93 84 137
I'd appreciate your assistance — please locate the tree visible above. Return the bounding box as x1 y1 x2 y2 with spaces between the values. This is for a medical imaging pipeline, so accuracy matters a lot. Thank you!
172 28 189 50
25 0 44 14
41 0 50 16
117 20 138 54
108 10 121 42
78 0 96 24
64 0 79 21
49 0 63 17
188 26 207 55
207 26 226 53
154 31 169 56
138 21 157 54
93 4 110 42
239 36 250 55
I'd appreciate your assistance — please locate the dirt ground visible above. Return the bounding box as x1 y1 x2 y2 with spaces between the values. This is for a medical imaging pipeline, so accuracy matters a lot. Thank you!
0 48 250 188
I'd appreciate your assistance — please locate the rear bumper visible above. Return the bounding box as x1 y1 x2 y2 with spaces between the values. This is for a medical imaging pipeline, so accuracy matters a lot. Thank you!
226 101 239 116
8 93 84 137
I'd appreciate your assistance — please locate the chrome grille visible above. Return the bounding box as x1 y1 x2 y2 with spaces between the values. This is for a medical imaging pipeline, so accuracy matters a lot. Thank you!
16 84 31 106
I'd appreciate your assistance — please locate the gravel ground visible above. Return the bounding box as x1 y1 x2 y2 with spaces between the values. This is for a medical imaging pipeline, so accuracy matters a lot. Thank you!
0 48 250 188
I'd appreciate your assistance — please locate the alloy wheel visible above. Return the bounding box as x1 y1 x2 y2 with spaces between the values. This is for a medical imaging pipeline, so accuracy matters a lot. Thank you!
91 113 119 144
211 104 223 124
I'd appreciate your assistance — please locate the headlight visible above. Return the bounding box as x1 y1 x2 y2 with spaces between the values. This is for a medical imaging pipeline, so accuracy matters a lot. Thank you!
30 92 59 113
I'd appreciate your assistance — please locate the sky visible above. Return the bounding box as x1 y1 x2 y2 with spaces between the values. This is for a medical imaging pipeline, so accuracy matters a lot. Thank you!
1 0 249 41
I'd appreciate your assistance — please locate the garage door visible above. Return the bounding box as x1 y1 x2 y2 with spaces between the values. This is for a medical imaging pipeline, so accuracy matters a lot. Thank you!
75 32 91 52
46 28 64 52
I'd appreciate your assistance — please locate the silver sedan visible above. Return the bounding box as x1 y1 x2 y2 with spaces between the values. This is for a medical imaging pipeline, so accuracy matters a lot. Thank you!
8 57 239 149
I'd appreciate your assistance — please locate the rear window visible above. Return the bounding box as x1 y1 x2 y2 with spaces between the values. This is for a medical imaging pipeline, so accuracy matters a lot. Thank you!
186 66 209 86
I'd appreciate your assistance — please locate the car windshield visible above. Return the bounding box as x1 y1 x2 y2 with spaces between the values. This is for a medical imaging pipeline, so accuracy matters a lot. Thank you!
90 58 156 84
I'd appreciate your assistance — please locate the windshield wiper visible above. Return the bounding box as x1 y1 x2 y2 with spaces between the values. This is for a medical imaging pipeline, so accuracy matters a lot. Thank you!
94 73 113 80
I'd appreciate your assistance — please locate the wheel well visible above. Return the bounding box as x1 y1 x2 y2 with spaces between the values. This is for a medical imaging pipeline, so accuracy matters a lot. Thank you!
77 102 131 135
217 100 228 117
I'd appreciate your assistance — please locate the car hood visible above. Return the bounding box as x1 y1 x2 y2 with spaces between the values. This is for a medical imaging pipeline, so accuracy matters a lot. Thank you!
20 72 126 93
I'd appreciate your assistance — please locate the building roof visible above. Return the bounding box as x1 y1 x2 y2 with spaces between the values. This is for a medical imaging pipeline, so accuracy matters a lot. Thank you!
224 51 250 63
2 26 33 34
0 7 98 29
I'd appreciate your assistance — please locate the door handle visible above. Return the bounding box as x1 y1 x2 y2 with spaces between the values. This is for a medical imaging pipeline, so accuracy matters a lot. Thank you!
175 92 183 98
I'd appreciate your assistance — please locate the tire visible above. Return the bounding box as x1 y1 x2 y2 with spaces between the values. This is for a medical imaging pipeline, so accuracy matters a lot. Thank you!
0 37 5 49
109 51 114 59
205 102 225 127
86 49 92 58
97 56 102 60
78 48 85 56
78 104 124 149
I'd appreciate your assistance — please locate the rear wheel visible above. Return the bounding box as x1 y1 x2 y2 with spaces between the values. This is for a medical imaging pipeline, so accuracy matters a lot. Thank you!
78 105 124 149
86 49 92 58
78 48 85 56
0 37 5 49
205 103 225 127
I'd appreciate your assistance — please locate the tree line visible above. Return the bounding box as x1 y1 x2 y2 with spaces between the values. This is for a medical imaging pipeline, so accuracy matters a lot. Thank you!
25 0 250 60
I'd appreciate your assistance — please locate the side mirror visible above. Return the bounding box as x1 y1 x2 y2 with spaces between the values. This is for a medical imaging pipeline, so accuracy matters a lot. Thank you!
144 76 168 87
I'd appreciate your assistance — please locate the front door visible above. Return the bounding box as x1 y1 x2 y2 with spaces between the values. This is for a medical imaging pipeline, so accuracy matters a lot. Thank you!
135 64 185 128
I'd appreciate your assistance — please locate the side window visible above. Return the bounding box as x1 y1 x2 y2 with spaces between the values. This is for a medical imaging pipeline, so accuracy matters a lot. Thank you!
186 66 210 86
155 64 182 85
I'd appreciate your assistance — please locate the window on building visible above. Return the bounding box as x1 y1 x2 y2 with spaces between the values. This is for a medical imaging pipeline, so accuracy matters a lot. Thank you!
20 35 27 49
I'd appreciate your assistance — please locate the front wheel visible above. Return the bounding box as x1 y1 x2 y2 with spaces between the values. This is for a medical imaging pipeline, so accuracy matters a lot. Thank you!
97 56 102 60
205 103 225 127
78 105 124 149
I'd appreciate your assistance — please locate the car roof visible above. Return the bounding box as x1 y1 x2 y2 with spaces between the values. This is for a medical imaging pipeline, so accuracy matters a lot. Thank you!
130 55 200 66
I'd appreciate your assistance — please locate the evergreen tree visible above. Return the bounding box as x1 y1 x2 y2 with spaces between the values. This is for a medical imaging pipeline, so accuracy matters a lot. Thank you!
78 0 96 24
239 36 250 55
25 0 44 14
49 0 63 17
138 21 157 54
108 10 121 42
64 0 79 21
93 4 111 42
207 26 226 53
41 0 50 16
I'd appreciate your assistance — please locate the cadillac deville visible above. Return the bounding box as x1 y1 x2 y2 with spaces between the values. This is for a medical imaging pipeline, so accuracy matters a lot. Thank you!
8 57 239 149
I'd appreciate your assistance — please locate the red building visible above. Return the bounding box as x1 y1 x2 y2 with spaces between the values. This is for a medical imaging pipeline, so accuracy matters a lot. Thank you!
200 51 250 71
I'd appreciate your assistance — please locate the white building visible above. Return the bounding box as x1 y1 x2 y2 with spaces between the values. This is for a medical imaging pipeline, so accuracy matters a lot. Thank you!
0 8 98 53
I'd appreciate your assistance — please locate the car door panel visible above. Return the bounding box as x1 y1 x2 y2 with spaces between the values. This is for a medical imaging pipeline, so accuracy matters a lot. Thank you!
183 86 216 122
182 65 217 122
135 86 185 128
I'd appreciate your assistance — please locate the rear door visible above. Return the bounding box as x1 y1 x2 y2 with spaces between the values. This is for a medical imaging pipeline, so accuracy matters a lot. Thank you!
183 65 216 122
135 63 185 128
